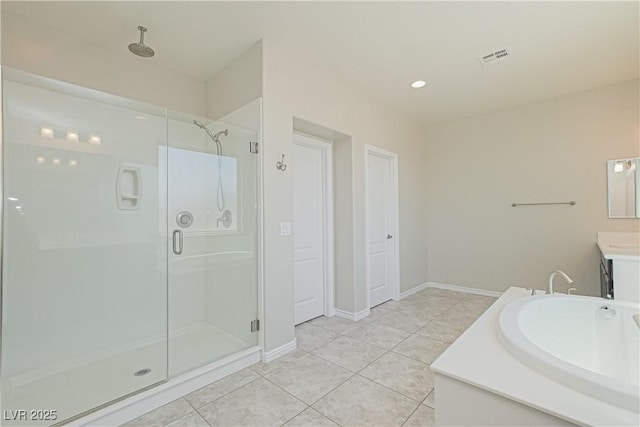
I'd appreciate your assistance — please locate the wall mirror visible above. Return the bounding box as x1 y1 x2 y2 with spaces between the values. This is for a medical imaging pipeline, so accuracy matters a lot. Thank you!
607 157 640 218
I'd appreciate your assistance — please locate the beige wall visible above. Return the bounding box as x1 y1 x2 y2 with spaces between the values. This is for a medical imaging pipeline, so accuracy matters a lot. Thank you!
205 41 263 121
262 40 428 351
1 12 205 116
424 79 640 296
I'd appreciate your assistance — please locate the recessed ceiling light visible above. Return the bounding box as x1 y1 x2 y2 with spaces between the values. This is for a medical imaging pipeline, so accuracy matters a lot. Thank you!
411 80 426 89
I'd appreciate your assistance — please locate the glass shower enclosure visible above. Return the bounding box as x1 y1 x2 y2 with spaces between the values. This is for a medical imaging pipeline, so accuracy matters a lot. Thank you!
0 69 260 425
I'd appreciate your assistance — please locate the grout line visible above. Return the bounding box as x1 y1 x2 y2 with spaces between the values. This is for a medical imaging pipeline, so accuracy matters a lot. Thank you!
400 400 422 427
183 397 197 413
355 357 433 405
353 373 423 408
277 404 309 427
189 372 262 411
423 388 436 409
259 371 310 406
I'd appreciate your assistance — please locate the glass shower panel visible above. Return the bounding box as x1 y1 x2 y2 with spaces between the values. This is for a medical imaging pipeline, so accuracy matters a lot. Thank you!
166 113 258 377
0 70 168 425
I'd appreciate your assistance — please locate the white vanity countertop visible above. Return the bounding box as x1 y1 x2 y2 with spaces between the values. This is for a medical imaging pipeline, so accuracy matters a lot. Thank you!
597 232 640 261
431 287 639 427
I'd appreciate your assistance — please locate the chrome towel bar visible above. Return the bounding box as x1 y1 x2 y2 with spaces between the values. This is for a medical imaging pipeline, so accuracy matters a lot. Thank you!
511 201 576 207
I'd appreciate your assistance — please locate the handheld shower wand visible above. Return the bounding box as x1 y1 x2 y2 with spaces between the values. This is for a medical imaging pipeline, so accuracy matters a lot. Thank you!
192 121 231 227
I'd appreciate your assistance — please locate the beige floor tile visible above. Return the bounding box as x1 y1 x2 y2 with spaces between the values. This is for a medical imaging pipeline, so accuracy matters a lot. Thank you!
359 352 434 401
375 300 403 310
401 294 458 309
249 349 308 376
296 323 341 351
308 316 361 334
418 296 462 310
283 408 339 427
392 335 449 365
424 288 466 300
363 306 392 322
198 378 306 427
164 411 210 427
374 310 431 333
462 294 497 304
423 388 435 409
414 319 468 343
313 375 418 427
403 405 435 427
345 322 409 350
265 353 352 404
184 368 260 408
122 398 193 427
393 303 441 323
454 295 496 315
312 336 386 372
435 309 479 329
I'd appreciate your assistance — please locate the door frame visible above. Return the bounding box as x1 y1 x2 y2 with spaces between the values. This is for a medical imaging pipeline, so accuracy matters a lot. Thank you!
293 132 335 318
364 144 401 308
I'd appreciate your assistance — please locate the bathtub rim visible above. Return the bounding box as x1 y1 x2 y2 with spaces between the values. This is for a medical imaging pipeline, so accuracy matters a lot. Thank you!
497 294 640 413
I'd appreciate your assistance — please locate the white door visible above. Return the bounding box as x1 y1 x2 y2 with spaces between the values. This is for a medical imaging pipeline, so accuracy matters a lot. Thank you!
367 152 395 307
293 140 326 324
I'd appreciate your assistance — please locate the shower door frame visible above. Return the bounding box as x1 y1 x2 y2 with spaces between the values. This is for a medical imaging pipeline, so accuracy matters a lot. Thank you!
0 68 264 426
0 67 5 383
0 66 172 426
80 99 265 426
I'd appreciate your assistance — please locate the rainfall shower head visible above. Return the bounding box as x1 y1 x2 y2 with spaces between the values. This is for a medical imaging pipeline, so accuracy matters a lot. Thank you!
128 26 155 58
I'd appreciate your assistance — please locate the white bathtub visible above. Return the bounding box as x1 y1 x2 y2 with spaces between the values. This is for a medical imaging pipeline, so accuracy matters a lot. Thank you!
497 294 640 413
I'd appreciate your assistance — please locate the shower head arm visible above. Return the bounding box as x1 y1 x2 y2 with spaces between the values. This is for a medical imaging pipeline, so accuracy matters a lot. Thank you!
138 26 148 44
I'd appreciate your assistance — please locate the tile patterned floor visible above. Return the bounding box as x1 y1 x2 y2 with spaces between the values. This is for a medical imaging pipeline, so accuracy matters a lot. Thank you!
122 289 495 427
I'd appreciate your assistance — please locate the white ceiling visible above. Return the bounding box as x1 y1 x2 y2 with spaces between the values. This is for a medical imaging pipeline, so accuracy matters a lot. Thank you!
4 1 639 126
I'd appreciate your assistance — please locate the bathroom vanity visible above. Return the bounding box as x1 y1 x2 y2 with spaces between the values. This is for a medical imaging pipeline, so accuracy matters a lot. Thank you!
597 232 640 303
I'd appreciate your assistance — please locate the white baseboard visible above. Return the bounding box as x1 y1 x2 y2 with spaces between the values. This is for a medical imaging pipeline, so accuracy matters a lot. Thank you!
334 308 370 321
74 347 261 427
261 339 297 363
398 283 429 300
426 282 503 298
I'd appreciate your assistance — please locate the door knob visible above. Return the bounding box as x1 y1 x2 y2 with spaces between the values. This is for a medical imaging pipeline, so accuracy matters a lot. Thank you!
386 234 393 239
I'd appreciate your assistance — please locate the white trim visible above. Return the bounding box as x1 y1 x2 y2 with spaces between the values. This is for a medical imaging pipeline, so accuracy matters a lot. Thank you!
398 282 430 300
73 347 261 427
334 308 370 321
261 339 297 363
426 282 503 298
364 144 401 309
293 133 336 319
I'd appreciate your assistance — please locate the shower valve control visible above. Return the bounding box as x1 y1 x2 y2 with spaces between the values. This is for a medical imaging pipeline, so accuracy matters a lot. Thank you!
176 211 193 228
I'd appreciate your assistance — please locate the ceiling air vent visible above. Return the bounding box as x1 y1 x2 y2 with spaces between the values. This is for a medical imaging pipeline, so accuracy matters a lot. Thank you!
479 48 511 66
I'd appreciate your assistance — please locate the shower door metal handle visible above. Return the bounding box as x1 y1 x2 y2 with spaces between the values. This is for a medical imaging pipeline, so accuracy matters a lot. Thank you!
173 230 183 255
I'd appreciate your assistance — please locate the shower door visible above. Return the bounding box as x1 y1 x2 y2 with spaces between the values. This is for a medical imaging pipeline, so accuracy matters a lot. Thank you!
0 70 169 425
165 113 259 377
